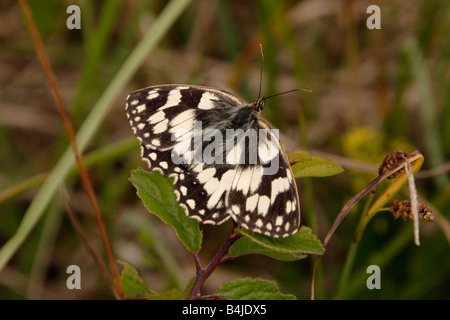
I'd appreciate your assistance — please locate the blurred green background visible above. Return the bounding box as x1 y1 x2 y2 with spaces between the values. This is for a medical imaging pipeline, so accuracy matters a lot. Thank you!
0 0 449 299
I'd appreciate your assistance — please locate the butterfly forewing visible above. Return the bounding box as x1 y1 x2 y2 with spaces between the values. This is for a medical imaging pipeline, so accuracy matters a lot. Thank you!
126 84 300 238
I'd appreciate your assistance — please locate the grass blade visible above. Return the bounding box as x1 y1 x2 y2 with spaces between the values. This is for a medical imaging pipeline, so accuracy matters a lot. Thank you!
0 0 192 273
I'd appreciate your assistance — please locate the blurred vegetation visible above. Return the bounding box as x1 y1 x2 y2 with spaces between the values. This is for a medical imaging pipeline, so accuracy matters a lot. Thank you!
0 0 449 299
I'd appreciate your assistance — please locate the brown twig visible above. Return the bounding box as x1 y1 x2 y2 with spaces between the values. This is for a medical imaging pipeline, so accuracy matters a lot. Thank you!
18 0 124 299
60 186 115 290
310 151 422 299
189 225 242 299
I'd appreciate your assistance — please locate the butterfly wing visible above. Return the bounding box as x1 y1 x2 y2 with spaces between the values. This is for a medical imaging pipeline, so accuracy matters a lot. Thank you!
226 119 301 237
126 85 244 225
126 85 300 237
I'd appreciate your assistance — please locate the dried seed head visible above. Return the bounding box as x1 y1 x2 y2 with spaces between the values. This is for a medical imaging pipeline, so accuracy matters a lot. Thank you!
390 200 434 223
379 151 408 179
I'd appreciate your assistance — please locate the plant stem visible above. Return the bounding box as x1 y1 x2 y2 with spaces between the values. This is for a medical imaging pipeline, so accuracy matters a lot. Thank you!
188 230 242 299
335 192 374 299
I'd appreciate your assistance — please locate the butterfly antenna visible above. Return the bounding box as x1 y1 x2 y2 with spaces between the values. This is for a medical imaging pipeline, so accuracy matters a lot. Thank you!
263 88 312 101
257 43 264 101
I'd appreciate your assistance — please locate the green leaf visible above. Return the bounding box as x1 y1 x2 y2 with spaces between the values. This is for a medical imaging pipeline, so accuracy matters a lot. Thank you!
183 276 196 295
229 227 324 261
118 260 188 300
143 288 188 300
286 150 312 164
216 278 296 300
290 155 344 178
118 260 152 298
129 168 202 253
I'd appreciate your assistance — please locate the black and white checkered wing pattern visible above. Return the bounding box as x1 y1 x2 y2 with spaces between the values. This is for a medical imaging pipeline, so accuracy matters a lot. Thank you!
125 85 301 238
226 126 301 237
126 85 239 225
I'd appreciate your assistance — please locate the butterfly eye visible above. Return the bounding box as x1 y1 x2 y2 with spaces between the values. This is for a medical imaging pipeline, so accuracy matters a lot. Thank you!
256 99 266 112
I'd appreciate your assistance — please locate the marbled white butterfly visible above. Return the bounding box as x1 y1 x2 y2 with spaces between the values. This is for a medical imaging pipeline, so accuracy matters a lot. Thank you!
126 84 301 238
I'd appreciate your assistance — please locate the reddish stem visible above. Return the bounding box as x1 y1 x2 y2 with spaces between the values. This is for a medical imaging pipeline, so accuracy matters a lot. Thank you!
188 229 242 299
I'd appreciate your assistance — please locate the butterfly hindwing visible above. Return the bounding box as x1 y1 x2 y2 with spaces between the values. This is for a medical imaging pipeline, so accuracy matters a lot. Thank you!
126 84 301 238
226 120 300 237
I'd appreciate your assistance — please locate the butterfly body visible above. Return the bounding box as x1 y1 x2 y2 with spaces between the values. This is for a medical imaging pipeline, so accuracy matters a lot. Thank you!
126 85 300 238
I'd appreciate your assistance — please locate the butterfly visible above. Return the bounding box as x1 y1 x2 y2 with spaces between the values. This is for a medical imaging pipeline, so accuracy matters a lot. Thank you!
126 84 301 238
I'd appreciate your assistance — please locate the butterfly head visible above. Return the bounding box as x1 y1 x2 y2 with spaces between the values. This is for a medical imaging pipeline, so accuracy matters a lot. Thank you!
253 98 267 113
